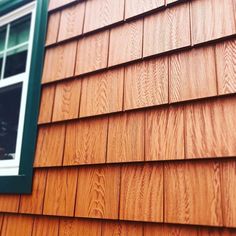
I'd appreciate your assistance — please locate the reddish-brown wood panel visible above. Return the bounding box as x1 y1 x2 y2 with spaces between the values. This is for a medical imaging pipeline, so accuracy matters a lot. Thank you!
48 0 76 11
38 85 55 124
144 224 198 236
84 0 124 33
125 0 164 19
185 98 236 159
32 217 59 236
42 41 77 83
145 105 184 161
102 221 143 236
59 218 102 236
75 31 109 75
191 0 236 45
143 3 190 57
43 168 78 217
64 117 108 165
234 0 236 21
45 12 60 46
108 20 143 67
0 195 20 213
79 68 124 117
144 224 236 236
216 39 236 95
124 57 168 110
221 160 236 228
1 215 34 236
0 215 3 232
198 228 236 236
52 79 81 122
19 169 47 214
34 124 66 167
58 2 85 41
120 163 163 222
75 165 120 219
169 46 217 102
164 161 223 226
107 112 145 163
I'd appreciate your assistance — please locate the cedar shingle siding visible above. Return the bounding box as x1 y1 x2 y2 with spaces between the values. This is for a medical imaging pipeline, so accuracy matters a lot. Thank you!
0 0 236 235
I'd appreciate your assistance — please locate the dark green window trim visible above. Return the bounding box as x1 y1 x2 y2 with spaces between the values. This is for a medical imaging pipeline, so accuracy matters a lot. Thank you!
0 0 48 194
0 0 32 16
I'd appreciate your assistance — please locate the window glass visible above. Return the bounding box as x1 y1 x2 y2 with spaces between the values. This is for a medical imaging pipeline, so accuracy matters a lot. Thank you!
0 13 31 80
8 14 31 48
0 83 22 161
0 26 6 52
4 45 28 78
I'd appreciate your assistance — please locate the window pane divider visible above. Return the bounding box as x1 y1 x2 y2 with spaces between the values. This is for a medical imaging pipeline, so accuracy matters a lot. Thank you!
0 73 25 88
6 41 29 53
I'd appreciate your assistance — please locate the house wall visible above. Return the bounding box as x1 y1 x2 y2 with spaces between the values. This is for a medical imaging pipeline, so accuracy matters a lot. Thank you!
0 0 236 235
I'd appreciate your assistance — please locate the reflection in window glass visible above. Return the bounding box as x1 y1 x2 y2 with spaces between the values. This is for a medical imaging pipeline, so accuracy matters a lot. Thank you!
0 83 22 160
0 26 6 52
4 45 28 78
8 14 31 48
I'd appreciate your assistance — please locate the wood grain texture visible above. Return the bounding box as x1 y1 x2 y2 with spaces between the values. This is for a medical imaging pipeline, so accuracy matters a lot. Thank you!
107 112 145 163
145 105 184 161
52 79 81 122
84 0 124 33
103 221 143 236
75 31 109 75
48 0 76 11
120 163 163 222
169 46 217 102
124 57 168 110
108 20 143 66
58 2 85 41
185 98 236 159
42 41 77 83
0 195 20 213
125 0 164 19
144 224 236 236
164 161 223 226
143 3 190 57
1 215 34 236
64 117 108 165
46 12 60 46
198 228 236 236
38 84 55 124
216 39 236 95
191 0 236 45
0 215 3 232
59 219 102 236
79 68 124 117
32 217 59 236
234 0 236 24
221 160 236 227
144 224 198 236
19 169 47 214
43 168 78 216
75 165 120 219
34 124 66 167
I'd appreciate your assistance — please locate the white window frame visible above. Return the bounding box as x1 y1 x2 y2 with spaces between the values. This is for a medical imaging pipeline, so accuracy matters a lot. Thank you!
0 1 36 176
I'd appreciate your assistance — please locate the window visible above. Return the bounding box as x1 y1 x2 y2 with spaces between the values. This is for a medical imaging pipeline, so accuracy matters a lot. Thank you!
0 3 36 176
0 0 48 193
